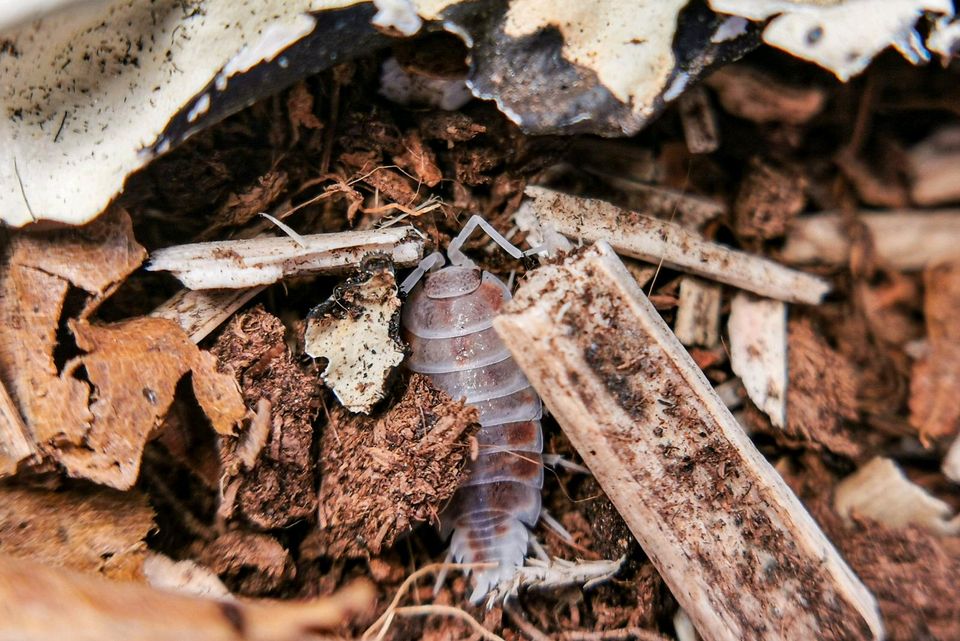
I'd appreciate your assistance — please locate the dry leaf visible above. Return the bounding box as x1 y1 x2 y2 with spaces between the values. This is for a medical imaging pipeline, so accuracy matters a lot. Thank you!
0 485 154 581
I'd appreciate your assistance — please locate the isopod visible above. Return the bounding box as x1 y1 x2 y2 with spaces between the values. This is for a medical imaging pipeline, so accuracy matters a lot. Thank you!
400 216 543 602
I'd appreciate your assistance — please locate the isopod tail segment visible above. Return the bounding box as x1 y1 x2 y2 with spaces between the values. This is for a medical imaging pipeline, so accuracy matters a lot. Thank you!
399 214 550 604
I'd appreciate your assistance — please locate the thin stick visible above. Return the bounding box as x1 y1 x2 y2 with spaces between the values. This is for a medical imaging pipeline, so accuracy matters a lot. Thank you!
503 601 552 641
386 605 506 641
561 627 672 641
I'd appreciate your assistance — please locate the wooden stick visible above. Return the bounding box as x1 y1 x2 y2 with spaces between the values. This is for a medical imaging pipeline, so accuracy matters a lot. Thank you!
525 187 829 304
147 226 423 289
493 243 883 641
0 377 33 477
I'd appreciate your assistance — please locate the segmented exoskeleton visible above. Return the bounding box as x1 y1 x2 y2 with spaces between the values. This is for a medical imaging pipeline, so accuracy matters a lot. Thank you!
400 216 543 601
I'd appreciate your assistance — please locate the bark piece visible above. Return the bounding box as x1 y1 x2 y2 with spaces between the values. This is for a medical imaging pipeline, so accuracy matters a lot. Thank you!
786 320 862 459
315 374 477 558
212 308 319 530
733 158 807 240
674 278 722 348
0 485 154 581
304 264 405 414
147 226 424 290
909 261 960 440
705 64 826 125
782 211 960 271
677 86 719 154
0 554 373 641
907 125 960 206
728 294 787 429
525 186 830 304
493 242 882 641
0 378 33 477
834 457 959 536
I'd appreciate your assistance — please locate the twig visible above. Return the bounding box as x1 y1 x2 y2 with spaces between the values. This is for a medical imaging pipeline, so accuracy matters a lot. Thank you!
385 605 506 641
561 627 672 641
503 601 552 641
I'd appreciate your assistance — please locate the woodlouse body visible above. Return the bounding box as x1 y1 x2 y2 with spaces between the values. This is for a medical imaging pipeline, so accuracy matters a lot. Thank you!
402 264 543 601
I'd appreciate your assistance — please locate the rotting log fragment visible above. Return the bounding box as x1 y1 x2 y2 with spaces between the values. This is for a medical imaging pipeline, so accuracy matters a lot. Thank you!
525 186 829 304
147 226 423 289
493 243 883 641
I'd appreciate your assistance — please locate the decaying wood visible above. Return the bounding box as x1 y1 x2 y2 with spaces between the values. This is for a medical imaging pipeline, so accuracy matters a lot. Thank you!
677 86 719 154
673 278 722 348
0 378 33 477
907 126 960 206
525 187 830 304
782 211 960 271
834 457 960 536
147 226 424 289
909 261 960 441
493 243 882 641
728 294 787 429
0 553 374 641
151 288 264 343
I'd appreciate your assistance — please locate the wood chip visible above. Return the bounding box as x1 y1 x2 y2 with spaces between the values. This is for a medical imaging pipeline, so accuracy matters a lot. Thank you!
907 125 960 206
525 186 830 304
673 278 722 348
782 211 960 271
909 261 960 441
0 485 154 581
147 226 424 289
151 287 263 343
493 242 882 641
942 435 960 483
677 86 719 154
733 158 807 240
728 294 787 429
143 553 232 600
705 64 826 125
0 554 374 641
834 457 959 536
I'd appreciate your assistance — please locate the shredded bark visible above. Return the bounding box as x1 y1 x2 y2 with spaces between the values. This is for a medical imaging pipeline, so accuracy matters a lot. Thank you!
315 374 478 557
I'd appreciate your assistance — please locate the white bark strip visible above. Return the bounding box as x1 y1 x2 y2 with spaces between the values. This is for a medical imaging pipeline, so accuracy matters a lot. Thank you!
782 211 960 271
493 243 883 641
525 186 830 304
147 227 423 289
728 294 787 429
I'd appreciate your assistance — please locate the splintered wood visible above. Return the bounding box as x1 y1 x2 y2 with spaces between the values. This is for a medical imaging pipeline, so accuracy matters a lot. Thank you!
525 187 830 304
493 243 882 641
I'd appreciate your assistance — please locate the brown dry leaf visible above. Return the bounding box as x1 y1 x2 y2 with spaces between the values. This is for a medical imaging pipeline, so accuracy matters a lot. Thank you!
0 210 245 489
0 553 374 641
787 319 863 459
0 208 143 452
54 317 245 489
200 531 295 596
910 261 960 441
393 130 442 187
0 485 154 581
203 170 289 238
212 307 319 530
315 374 478 557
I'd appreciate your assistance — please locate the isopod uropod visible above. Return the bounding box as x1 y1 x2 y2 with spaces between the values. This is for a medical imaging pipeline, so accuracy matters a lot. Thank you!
400 216 544 602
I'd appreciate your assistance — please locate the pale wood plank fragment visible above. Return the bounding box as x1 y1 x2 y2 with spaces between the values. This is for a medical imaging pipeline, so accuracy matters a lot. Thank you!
151 288 263 344
674 277 721 347
494 242 882 641
525 186 829 304
728 293 787 429
782 211 960 271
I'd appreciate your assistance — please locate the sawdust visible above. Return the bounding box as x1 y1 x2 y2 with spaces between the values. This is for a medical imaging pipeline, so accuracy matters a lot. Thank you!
315 374 478 557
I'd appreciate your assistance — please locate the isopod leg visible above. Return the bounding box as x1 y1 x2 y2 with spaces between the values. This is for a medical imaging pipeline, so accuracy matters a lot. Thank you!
448 214 524 267
400 251 445 295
